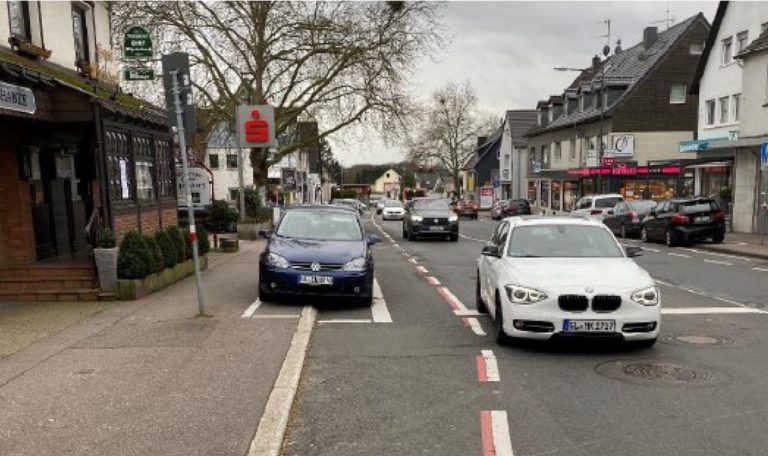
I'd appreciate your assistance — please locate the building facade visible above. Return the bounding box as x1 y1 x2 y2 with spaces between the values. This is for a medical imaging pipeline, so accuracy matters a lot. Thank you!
372 168 401 197
525 15 710 215
498 110 537 200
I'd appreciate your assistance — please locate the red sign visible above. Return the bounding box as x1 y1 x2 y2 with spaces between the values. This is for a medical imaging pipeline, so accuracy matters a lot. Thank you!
244 109 270 143
601 156 616 167
567 166 682 177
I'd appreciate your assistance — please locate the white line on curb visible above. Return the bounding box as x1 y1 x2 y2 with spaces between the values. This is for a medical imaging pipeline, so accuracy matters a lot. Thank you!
455 309 484 317
241 299 262 318
371 278 392 323
251 315 301 319
247 306 316 456
438 286 470 312
704 258 733 266
460 234 486 243
464 317 487 336
491 410 514 456
481 350 500 382
426 276 441 285
416 265 429 274
662 307 768 315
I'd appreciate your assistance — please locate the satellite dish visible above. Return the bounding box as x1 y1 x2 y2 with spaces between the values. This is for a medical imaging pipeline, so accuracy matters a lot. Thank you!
603 45 611 57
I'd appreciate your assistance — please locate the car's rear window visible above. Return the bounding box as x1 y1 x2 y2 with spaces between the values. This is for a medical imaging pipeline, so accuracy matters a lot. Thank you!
595 197 623 208
678 200 718 213
277 210 363 241
628 200 656 211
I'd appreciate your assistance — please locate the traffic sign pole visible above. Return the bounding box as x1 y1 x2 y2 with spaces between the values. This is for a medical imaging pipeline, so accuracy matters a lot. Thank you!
171 70 206 317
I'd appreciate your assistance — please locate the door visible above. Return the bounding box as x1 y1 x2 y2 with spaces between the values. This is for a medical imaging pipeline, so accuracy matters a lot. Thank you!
604 203 622 233
482 221 509 316
50 178 73 256
648 201 669 240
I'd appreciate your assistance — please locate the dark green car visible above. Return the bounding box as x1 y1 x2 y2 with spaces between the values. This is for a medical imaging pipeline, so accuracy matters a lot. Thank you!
402 197 459 242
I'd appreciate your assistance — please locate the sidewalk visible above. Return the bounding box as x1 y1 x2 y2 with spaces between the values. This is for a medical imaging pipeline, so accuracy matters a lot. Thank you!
0 239 300 456
698 232 768 261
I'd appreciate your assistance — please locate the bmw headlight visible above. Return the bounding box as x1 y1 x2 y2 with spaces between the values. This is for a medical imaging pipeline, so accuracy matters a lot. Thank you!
631 286 659 306
411 214 423 222
504 285 548 304
449 213 458 222
266 253 290 269
343 257 367 271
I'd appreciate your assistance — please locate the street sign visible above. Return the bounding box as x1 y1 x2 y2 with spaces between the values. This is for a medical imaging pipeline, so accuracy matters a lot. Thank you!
761 142 768 169
124 66 155 81
492 177 500 188
123 26 152 59
236 105 277 148
585 150 598 167
161 52 195 132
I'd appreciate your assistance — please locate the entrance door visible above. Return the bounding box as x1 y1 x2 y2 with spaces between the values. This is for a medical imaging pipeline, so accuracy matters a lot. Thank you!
31 149 77 260
50 178 73 256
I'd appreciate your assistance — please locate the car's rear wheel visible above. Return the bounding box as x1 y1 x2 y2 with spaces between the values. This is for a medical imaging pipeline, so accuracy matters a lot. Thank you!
712 234 725 244
641 225 649 243
475 274 488 314
494 294 513 345
666 228 678 247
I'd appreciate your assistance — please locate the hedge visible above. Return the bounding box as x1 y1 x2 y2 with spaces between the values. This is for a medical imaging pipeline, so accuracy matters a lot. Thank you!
143 235 164 274
166 226 187 263
117 230 153 279
155 230 178 268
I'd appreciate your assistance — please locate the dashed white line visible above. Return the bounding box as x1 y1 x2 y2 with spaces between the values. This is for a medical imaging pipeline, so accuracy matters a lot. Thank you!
481 410 514 456
478 350 500 382
426 276 441 285
704 258 733 266
416 265 429 274
662 307 767 315
318 319 373 324
250 314 301 319
408 258 418 264
437 286 470 312
668 252 690 258
753 267 768 272
371 278 392 323
460 234 487 243
455 309 484 316
463 317 487 336
643 247 660 253
241 299 262 318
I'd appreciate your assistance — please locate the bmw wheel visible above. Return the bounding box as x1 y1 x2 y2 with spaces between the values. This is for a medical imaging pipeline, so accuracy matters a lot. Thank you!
666 228 678 247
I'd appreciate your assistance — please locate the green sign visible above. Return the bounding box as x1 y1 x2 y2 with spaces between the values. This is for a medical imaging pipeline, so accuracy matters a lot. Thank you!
123 26 152 59
124 67 155 81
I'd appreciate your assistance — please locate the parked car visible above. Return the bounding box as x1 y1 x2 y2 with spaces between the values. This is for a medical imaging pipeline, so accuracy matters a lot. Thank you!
641 197 725 247
381 200 405 220
258 205 381 305
453 199 479 219
375 198 389 214
331 198 364 215
403 197 459 241
504 199 532 216
476 216 658 347
571 194 625 220
602 200 657 238
491 200 510 220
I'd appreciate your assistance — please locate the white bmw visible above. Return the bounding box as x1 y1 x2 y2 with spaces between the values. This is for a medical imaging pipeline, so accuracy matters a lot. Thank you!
476 216 660 347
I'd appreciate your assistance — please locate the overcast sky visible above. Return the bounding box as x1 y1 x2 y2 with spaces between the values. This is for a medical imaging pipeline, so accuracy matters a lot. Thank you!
331 0 717 166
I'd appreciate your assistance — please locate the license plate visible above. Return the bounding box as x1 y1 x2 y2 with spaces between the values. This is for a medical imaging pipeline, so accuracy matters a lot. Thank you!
299 275 333 286
428 226 445 231
562 319 616 333
694 216 711 224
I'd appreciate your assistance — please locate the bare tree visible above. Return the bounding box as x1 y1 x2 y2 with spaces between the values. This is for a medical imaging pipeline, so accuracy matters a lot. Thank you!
112 1 444 190
407 81 494 195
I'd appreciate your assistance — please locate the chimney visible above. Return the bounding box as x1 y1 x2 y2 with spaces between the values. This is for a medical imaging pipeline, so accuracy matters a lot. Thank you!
614 39 623 55
643 27 658 49
592 55 601 69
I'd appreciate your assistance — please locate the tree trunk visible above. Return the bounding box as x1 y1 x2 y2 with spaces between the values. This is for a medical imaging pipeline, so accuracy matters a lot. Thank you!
251 148 269 205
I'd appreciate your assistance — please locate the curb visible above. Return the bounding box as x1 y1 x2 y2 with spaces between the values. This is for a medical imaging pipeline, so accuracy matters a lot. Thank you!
698 244 768 261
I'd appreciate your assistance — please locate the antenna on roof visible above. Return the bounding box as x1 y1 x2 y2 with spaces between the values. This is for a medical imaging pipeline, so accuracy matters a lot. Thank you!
599 18 612 56
651 0 676 30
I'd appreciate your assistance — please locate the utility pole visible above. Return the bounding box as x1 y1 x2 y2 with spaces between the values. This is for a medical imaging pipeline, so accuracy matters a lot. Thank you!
170 69 206 317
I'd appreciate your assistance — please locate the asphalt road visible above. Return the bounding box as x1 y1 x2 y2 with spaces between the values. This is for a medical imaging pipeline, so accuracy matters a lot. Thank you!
282 212 768 455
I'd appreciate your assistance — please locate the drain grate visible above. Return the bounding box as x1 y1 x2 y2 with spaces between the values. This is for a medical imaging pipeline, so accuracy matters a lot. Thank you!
595 361 725 386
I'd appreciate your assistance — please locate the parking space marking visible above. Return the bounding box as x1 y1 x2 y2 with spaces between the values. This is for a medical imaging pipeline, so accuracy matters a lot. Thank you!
408 258 418 264
437 286 469 311
480 410 514 456
462 317 487 336
704 258 733 266
371 278 393 323
251 315 301 319
455 309 483 316
241 299 262 318
662 307 768 315
476 350 500 383
668 252 690 258
643 247 660 252
426 276 441 285
318 319 374 324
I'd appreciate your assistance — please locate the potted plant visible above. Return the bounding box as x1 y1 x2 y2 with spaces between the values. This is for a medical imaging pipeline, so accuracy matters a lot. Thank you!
93 227 118 292
237 188 274 240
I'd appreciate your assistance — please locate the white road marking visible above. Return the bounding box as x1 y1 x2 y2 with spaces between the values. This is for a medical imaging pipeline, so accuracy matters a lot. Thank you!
704 258 733 266
654 279 672 287
662 307 768 315
426 276 441 285
464 317 487 336
643 247 660 253
682 247 751 261
416 265 429 274
371 278 392 323
481 350 500 382
392 243 399 248
250 314 301 319
318 319 373 324
408 258 418 264
455 309 484 317
247 306 316 456
460 234 487 243
438 286 470 312
491 410 514 456
668 252 690 258
753 267 768 272
241 299 262 318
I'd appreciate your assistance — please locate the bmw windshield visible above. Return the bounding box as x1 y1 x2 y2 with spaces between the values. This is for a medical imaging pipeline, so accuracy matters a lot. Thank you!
507 225 624 258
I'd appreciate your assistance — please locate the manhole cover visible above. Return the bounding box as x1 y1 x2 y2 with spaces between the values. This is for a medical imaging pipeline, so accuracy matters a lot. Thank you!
595 361 726 386
661 333 736 348
677 335 718 344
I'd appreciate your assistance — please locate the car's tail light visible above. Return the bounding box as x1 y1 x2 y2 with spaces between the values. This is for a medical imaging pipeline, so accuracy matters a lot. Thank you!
712 211 725 223
671 214 690 225
630 211 639 223
590 209 603 215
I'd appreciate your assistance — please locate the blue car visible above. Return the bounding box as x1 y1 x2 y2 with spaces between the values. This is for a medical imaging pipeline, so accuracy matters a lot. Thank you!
258 206 381 305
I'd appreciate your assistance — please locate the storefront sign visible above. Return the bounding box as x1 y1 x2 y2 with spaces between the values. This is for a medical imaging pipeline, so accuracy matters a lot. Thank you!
281 168 297 192
567 165 682 177
679 138 729 153
124 66 155 81
176 167 211 207
610 134 634 157
0 81 36 114
124 26 152 59
601 155 616 167
585 150 598 167
479 187 494 209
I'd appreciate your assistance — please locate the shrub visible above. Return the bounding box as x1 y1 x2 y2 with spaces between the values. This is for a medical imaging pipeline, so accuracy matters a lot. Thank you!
143 235 164 273
97 227 116 248
244 188 273 223
207 200 239 233
184 224 210 257
166 226 187 262
155 231 178 268
117 230 153 279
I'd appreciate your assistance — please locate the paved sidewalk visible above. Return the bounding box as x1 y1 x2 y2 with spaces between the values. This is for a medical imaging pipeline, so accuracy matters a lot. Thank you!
698 231 768 260
0 239 301 456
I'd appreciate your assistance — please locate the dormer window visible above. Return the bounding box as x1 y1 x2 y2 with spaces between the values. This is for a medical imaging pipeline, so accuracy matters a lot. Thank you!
537 112 542 125
548 108 553 123
579 96 585 112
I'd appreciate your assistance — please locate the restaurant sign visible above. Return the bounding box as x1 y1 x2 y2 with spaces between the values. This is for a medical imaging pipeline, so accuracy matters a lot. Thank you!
0 81 36 114
567 165 682 177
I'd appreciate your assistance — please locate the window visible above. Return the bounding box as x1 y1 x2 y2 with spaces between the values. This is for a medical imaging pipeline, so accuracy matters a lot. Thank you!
155 139 174 199
732 94 741 122
8 1 31 40
541 145 549 166
105 131 133 200
537 112 542 125
569 139 576 160
765 64 768 103
209 154 219 169
229 188 239 201
669 84 686 104
548 108 553 123
555 142 562 161
71 4 90 64
722 37 733 65
690 42 704 55
706 99 716 125
226 154 238 169
579 96 584 112
134 136 155 201
719 96 730 124
386 172 390 178
737 31 749 53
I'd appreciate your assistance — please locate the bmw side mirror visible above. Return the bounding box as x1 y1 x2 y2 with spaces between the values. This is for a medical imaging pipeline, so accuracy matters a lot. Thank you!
367 235 382 245
481 245 501 258
258 229 272 239
625 246 643 258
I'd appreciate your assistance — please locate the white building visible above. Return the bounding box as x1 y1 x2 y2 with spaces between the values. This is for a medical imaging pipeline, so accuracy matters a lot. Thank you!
690 2 768 233
372 168 401 197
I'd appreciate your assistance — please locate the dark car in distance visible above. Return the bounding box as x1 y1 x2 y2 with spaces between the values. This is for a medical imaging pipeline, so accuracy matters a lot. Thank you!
453 199 479 219
490 200 510 220
504 199 531 216
641 197 725 247
403 197 459 241
603 200 657 238
258 206 381 305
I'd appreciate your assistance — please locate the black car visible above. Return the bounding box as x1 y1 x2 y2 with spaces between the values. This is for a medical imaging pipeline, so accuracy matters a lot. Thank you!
641 197 725 247
504 199 531 216
603 200 657 238
403 197 459 241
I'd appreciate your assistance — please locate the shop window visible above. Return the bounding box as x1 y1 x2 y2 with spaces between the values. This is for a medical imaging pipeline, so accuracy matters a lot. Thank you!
226 154 238 169
541 145 549 167
134 136 155 201
540 180 550 208
705 99 716 126
732 94 741 122
209 154 219 169
8 1 31 41
737 31 749 53
719 96 730 124
551 181 561 211
669 84 686 104
105 130 133 200
155 139 174 199
71 3 90 65
722 36 733 65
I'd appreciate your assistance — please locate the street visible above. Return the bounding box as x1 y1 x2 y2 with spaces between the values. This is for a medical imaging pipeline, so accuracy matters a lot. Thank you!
274 212 768 456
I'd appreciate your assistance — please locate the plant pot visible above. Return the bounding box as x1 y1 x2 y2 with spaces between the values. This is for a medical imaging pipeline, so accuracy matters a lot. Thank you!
94 247 119 292
237 222 272 241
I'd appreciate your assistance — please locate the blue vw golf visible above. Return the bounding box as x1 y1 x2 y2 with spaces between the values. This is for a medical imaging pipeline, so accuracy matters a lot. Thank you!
258 205 381 305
